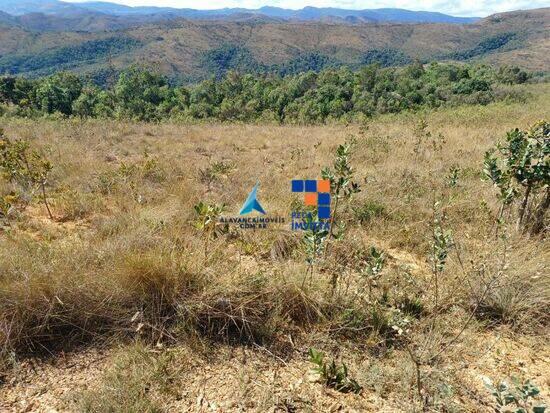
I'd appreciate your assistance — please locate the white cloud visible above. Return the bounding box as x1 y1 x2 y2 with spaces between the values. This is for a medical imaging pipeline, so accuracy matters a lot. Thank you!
65 0 550 16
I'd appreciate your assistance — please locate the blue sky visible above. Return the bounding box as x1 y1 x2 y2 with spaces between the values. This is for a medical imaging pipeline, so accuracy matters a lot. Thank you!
66 0 550 17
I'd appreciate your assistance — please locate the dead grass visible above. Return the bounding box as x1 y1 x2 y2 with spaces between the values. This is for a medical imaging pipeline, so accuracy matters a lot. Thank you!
0 84 549 411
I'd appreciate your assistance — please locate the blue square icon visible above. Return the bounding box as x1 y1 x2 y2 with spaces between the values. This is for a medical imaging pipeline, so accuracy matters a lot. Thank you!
318 206 330 219
318 193 330 205
291 180 304 192
305 180 317 192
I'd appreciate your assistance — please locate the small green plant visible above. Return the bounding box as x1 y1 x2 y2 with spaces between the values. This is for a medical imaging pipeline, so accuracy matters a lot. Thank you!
0 193 17 225
321 137 361 239
369 305 412 344
413 118 431 156
413 118 446 157
112 154 165 203
483 120 549 234
0 131 54 219
446 165 460 188
308 348 362 394
302 211 329 284
198 160 234 192
360 246 386 300
193 201 226 264
397 296 425 318
483 376 546 413
430 201 453 307
353 200 386 224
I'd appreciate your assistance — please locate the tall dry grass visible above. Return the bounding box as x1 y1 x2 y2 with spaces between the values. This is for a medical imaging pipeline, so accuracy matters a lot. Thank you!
0 84 548 391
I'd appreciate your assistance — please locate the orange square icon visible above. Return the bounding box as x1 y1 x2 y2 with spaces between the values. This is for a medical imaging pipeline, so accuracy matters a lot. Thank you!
318 180 330 193
304 193 317 206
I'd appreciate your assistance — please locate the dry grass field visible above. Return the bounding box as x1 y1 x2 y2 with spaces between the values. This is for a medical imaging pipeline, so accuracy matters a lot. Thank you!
0 83 549 412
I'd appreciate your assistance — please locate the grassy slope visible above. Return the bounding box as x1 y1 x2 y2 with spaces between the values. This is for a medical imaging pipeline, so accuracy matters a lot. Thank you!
0 83 548 411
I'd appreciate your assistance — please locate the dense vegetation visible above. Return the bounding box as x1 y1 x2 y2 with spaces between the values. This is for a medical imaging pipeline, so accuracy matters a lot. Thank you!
201 46 412 79
449 33 518 60
201 46 342 79
201 45 266 79
0 61 532 123
361 49 412 67
0 37 142 77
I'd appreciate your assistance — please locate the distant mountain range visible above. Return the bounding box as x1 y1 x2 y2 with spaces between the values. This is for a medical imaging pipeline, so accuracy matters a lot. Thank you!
0 3 547 82
0 0 479 24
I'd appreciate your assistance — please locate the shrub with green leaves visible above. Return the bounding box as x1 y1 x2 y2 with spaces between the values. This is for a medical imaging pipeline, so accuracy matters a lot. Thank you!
430 202 453 307
193 201 226 263
353 200 387 224
0 193 17 225
303 211 329 271
483 376 546 413
321 138 361 238
0 130 54 219
446 165 460 188
198 160 234 191
308 348 362 394
484 120 549 234
360 246 386 299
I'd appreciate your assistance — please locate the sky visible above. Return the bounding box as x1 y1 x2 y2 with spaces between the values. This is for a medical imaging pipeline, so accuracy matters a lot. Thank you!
66 0 550 17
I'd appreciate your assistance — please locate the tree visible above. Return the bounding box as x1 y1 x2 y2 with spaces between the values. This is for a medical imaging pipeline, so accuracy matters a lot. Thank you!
114 66 169 121
0 131 55 219
34 72 82 115
0 76 16 104
484 120 549 234
72 85 101 118
497 65 529 85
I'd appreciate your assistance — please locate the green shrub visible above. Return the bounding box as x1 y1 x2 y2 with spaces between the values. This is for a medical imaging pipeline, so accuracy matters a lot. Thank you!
354 201 387 224
484 120 549 234
483 376 546 413
0 131 54 219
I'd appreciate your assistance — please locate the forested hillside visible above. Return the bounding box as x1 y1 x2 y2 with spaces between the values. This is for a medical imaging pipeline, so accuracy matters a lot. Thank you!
0 8 547 81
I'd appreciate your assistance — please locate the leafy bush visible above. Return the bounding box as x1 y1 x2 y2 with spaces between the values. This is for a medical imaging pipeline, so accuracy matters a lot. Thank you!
0 131 54 219
35 72 82 115
193 201 226 263
360 246 386 299
497 65 530 85
353 200 387 224
484 120 549 234
0 193 18 225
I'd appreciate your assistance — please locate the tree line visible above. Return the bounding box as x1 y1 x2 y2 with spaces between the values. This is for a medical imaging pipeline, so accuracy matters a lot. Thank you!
0 62 532 123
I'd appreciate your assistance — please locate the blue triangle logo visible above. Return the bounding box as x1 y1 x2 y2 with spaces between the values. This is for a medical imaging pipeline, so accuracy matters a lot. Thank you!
239 182 266 215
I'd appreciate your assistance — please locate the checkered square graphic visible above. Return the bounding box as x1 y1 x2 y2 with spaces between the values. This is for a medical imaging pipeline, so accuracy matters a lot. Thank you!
291 179 331 219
